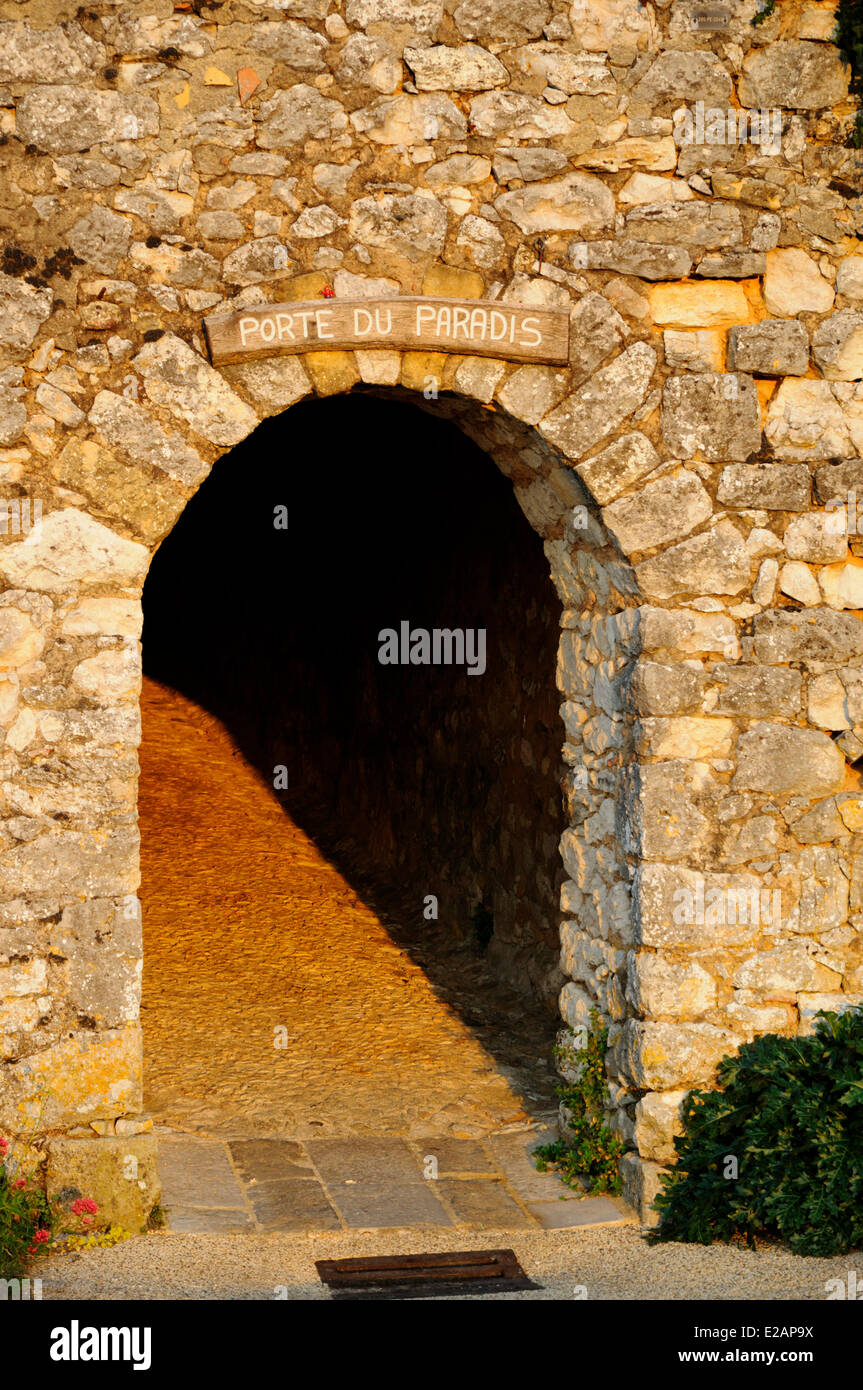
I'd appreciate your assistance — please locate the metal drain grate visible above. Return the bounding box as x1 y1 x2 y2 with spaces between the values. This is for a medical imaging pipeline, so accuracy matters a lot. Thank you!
315 1249 539 1300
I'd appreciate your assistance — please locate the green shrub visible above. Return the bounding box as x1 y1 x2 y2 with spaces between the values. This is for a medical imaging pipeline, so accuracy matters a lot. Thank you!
533 1010 625 1196
647 1008 863 1256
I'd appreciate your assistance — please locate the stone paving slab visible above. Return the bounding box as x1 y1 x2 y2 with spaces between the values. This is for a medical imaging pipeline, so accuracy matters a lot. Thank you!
157 1130 633 1235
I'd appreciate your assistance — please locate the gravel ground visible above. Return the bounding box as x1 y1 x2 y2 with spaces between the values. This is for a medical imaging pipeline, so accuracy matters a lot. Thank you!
36 1224 860 1301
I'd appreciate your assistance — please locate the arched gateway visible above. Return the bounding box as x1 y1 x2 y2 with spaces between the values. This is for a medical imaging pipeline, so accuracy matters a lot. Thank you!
0 0 861 1224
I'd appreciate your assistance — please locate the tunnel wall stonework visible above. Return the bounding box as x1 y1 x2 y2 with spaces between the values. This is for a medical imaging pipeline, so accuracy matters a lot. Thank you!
1 0 863 1221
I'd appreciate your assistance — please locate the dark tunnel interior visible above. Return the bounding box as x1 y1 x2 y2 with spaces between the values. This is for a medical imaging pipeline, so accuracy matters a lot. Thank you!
141 391 567 1012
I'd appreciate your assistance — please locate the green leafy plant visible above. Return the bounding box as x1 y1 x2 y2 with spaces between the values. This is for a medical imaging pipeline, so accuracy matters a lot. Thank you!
0 1136 53 1279
751 0 777 27
647 1008 863 1256
533 1010 625 1195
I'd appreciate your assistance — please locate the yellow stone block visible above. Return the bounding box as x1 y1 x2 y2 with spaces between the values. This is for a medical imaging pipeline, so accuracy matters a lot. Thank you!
282 272 332 302
401 351 448 393
422 266 485 299
304 350 360 395
649 280 753 329
838 797 863 831
1 1025 142 1134
174 82 190 108
204 67 233 86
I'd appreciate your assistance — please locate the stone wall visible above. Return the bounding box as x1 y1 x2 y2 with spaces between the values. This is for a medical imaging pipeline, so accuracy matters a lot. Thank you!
0 0 862 1220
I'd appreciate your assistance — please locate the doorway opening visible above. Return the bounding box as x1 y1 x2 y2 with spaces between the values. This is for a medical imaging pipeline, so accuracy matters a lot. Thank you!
139 392 567 1146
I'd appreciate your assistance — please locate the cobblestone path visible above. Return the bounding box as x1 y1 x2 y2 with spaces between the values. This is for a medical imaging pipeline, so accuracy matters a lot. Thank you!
139 677 559 1146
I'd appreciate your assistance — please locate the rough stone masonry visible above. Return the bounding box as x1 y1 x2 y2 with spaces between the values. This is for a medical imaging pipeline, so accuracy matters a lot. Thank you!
0 0 862 1225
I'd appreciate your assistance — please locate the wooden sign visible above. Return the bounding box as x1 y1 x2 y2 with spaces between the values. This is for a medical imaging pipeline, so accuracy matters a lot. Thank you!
203 296 570 367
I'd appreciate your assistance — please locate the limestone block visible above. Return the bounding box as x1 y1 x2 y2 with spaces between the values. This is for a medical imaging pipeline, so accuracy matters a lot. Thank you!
637 759 720 861
819 561 863 610
717 463 810 511
634 1090 687 1165
636 519 751 599
572 239 691 280
739 41 848 110
664 330 723 371
632 50 732 107
753 607 863 665
132 334 258 447
257 85 345 147
812 310 863 381
635 863 765 948
620 1019 738 1091
650 281 751 329
15 86 158 155
452 0 550 43
711 664 802 718
405 43 508 90
575 432 660 507
539 343 656 461
0 509 148 594
89 391 209 488
470 91 573 140
47 1136 160 1234
763 249 834 317
733 942 842 997
495 171 614 235
0 1025 142 1132
784 513 848 563
602 470 711 554
733 723 845 798
349 193 447 261
620 1151 666 1225
0 274 52 353
626 201 742 249
627 953 717 1020
727 320 809 377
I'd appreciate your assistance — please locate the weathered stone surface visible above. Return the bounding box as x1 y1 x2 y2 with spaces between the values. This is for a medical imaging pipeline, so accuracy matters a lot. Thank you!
627 953 717 1021
634 1090 687 1165
132 335 258 448
696 250 766 279
257 85 344 147
754 607 863 665
66 206 132 276
451 0 551 43
496 171 614 236
249 19 328 69
602 471 712 554
351 94 466 143
717 463 810 511
47 1136 160 1234
819 562 863 611
492 147 568 183
456 215 506 268
0 20 104 82
469 92 573 139
71 649 141 706
539 343 656 461
661 373 761 461
0 274 52 352
625 202 742 249
649 281 751 328
785 514 847 566
405 43 508 90
837 256 863 300
16 86 158 155
734 942 842 996
763 248 835 316
349 192 447 260
223 358 313 413
0 509 148 593
711 664 802 718
631 50 733 108
663 330 723 371
812 310 863 382
575 432 660 507
571 239 691 280
636 759 721 861
638 606 739 658
620 1019 737 1091
739 41 849 110
727 320 809 377
636 519 751 598
765 379 850 460
780 561 821 607
734 723 845 798
576 137 677 174
497 366 569 425
0 1026 142 1131
509 47 615 96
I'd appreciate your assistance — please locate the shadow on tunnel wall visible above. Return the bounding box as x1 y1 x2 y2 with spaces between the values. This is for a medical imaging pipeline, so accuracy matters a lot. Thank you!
142 392 567 1026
